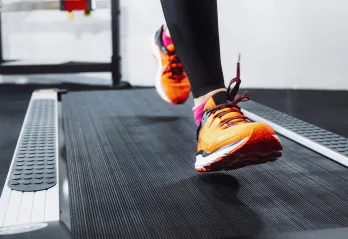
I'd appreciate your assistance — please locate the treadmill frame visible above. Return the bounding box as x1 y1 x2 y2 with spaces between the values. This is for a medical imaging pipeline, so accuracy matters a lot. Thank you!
0 0 127 88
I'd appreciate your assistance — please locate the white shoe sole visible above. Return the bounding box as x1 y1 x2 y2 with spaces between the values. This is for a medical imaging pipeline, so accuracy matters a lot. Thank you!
195 135 282 172
195 138 248 169
151 33 172 103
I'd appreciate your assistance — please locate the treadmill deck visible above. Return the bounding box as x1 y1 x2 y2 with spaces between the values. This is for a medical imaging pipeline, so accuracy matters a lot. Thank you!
61 89 348 239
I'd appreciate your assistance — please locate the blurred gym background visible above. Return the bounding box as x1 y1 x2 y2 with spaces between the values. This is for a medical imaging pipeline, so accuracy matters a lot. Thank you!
1 0 347 89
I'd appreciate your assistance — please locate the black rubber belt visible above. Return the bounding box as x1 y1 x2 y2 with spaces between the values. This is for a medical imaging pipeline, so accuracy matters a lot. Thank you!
62 89 348 239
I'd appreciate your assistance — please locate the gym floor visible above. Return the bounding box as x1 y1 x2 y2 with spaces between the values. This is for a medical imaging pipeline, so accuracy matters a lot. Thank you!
1 82 347 194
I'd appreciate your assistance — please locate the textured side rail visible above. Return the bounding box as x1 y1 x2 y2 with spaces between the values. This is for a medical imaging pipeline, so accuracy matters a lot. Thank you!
8 99 57 192
240 100 348 167
0 90 59 228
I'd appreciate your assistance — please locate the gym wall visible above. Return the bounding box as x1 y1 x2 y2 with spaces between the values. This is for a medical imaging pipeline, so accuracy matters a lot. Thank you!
2 0 348 89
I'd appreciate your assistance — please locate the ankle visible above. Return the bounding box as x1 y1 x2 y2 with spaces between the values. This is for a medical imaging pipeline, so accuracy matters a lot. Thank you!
164 25 171 38
193 88 226 108
162 25 173 47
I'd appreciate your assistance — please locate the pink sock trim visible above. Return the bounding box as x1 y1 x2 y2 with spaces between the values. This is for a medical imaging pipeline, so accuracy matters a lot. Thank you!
162 29 173 47
193 101 208 126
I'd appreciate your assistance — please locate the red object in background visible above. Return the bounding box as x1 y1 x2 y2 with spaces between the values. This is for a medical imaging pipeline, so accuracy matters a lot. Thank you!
63 0 88 11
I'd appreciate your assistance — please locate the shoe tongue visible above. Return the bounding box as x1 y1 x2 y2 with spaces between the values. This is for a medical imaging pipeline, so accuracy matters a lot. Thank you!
203 91 228 111
166 44 175 53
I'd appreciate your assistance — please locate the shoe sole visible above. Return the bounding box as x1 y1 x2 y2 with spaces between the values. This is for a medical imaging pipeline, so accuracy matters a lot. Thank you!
150 33 172 103
195 129 283 172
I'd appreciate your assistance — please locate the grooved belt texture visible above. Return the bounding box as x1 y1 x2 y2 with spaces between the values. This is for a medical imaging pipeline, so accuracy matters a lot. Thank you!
62 89 348 239
240 101 348 155
8 99 57 191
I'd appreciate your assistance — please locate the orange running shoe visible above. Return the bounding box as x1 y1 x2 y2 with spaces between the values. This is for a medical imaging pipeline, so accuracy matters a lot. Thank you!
151 26 191 104
195 59 282 172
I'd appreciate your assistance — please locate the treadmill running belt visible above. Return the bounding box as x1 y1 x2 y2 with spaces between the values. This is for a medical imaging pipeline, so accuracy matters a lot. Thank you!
62 89 348 239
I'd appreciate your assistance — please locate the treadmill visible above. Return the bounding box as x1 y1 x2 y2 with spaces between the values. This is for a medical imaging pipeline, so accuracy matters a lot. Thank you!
1 88 348 239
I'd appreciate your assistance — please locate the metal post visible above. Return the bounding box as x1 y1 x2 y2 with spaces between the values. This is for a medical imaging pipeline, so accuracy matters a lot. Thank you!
110 0 121 86
0 3 3 64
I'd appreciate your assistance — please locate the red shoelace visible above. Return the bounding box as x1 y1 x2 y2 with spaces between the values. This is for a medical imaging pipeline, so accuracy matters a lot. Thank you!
208 58 251 128
163 53 185 81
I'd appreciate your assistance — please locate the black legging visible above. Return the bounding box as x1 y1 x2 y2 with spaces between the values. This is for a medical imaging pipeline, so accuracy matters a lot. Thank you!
160 0 226 98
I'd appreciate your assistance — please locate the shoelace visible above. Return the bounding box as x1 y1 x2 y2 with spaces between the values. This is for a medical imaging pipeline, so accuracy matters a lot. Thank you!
163 53 185 81
207 56 251 128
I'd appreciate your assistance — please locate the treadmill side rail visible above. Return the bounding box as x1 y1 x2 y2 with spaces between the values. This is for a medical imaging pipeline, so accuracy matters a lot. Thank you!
0 221 73 239
241 100 348 168
0 90 60 228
